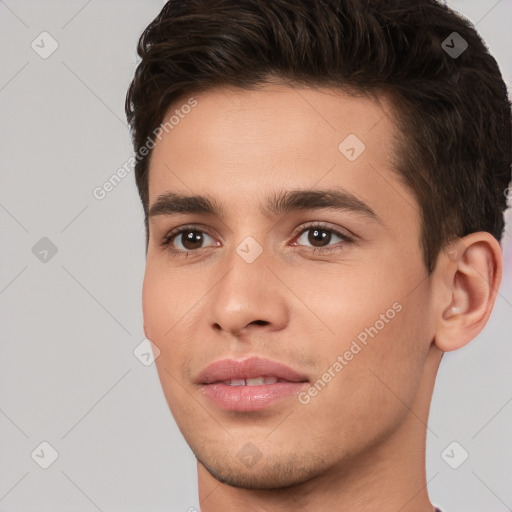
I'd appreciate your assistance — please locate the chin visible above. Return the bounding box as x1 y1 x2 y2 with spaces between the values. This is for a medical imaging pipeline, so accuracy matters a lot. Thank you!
194 447 328 490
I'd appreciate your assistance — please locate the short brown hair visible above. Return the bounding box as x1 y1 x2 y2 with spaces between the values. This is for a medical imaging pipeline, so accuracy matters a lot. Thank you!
125 0 512 272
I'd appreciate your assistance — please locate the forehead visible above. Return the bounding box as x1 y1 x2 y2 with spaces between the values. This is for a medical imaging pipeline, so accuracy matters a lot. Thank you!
147 84 417 228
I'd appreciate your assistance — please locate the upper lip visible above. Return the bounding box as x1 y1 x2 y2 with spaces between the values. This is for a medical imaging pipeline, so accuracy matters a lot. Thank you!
195 356 309 384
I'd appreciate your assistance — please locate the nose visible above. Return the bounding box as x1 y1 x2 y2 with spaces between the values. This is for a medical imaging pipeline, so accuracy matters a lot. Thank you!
207 243 289 339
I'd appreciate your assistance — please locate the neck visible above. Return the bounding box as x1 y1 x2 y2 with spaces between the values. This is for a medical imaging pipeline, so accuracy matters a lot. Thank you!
197 347 442 512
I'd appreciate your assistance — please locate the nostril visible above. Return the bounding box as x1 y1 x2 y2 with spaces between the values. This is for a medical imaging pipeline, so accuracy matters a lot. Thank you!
251 320 268 326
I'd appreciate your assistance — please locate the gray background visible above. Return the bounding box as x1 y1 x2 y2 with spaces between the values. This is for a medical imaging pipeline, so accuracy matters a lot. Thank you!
0 1 510 511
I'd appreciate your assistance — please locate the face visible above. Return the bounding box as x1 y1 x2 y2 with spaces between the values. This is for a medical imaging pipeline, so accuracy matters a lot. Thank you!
143 84 437 489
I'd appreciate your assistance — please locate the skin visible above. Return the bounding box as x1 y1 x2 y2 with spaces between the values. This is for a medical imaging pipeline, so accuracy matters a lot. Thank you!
142 84 502 511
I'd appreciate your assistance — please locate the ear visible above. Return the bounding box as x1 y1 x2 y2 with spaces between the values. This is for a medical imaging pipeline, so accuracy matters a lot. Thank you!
433 232 503 352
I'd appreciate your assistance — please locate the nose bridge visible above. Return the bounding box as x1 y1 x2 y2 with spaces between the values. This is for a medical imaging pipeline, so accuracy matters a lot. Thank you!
217 232 270 307
207 229 288 334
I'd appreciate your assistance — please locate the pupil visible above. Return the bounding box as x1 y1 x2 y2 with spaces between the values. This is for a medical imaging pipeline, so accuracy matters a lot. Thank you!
182 231 203 249
309 228 330 247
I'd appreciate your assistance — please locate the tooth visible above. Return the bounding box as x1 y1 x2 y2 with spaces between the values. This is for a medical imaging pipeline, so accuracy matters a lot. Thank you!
229 379 246 386
246 377 266 386
224 376 279 386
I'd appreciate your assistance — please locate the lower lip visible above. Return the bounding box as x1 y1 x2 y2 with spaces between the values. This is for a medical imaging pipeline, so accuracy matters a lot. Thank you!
201 382 309 412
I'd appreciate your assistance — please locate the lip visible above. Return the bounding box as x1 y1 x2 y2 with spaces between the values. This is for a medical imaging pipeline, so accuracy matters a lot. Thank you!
196 356 309 412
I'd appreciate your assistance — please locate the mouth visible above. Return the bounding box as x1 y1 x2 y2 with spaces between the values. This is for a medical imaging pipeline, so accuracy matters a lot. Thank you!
195 357 309 412
220 376 290 386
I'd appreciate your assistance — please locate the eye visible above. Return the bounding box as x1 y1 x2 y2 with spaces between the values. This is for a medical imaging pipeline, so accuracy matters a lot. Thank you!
161 225 218 257
160 222 353 258
291 223 353 253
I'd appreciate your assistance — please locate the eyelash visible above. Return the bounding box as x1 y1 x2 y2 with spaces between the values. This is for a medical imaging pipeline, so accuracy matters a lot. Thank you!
160 223 354 258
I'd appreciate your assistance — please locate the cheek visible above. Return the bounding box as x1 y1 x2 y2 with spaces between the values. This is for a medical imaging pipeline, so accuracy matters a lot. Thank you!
141 260 199 341
142 263 203 381
309 266 432 407
297 302 431 451
142 268 194 414
141 270 165 342
303 266 401 341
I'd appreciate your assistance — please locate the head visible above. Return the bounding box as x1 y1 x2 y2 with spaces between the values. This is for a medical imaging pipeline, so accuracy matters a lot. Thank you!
126 0 511 490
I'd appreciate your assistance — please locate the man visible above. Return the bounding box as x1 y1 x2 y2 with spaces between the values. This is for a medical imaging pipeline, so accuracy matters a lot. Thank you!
125 0 511 510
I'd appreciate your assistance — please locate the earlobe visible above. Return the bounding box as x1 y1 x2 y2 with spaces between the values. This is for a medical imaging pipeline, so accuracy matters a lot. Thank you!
434 232 503 352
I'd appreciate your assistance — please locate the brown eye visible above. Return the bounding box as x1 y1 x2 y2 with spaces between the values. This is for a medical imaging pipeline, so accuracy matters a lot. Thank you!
178 230 205 250
307 228 333 247
161 227 217 254
295 226 349 250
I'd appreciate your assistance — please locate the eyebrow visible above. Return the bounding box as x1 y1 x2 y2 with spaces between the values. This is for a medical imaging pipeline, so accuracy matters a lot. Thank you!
148 188 380 223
